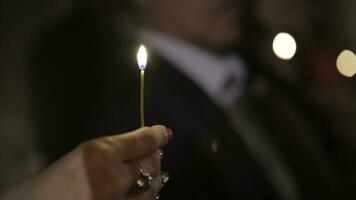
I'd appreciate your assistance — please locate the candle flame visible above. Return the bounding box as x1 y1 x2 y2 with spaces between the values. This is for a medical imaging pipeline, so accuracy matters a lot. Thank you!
137 45 148 71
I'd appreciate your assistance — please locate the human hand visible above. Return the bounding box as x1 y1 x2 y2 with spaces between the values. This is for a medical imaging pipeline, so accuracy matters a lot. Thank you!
3 125 172 200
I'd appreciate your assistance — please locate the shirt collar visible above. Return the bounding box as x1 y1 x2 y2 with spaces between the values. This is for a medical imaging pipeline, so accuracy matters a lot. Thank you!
138 30 247 106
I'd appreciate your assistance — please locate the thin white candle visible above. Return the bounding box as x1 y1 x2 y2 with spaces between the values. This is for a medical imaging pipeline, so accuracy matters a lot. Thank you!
137 45 148 127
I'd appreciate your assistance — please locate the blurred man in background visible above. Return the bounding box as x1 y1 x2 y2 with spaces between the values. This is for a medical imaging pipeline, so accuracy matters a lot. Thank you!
30 0 355 199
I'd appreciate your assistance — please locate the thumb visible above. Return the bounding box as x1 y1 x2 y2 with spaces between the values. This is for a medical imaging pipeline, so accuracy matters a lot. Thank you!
113 125 172 161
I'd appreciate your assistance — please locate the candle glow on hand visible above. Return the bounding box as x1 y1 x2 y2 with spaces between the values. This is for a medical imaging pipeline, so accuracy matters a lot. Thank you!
137 45 148 71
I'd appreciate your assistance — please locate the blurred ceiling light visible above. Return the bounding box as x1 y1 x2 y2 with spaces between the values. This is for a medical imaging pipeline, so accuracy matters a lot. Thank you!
336 50 356 78
272 32 297 60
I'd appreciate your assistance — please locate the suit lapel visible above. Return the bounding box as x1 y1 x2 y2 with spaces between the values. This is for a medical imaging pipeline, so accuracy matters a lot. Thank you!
246 75 339 199
142 53 279 199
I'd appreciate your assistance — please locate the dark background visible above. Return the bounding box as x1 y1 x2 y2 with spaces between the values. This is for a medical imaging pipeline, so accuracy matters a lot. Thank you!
1 0 356 192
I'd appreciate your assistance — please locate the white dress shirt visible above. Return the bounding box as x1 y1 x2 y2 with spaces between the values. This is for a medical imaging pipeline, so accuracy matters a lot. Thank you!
138 30 248 107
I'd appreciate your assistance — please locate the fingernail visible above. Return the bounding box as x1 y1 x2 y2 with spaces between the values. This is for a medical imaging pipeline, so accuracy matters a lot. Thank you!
165 128 174 141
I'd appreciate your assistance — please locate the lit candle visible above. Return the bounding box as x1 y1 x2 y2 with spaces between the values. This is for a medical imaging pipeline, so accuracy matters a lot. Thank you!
137 45 148 127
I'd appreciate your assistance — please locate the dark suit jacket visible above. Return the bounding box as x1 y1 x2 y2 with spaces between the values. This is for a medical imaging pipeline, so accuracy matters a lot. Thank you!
30 12 352 200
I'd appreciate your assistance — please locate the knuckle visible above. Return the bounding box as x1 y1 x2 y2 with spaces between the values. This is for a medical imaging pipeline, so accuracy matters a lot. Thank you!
140 129 159 148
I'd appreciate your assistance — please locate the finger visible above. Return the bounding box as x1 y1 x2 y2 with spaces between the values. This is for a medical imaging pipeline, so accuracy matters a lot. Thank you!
136 150 162 176
126 173 162 200
113 125 171 161
158 149 164 160
144 172 170 200
124 151 162 199
125 150 162 185
141 174 161 200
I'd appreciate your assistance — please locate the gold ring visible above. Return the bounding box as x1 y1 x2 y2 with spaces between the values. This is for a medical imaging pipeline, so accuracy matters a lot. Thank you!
131 166 154 195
